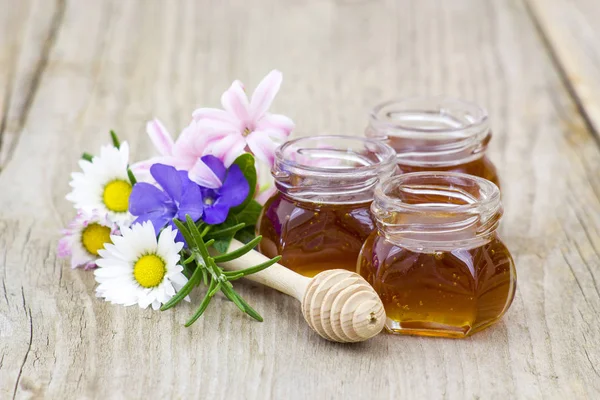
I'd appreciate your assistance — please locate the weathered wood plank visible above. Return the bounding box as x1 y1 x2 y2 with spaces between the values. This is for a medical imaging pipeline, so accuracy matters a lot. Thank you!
0 0 65 168
526 0 600 142
0 0 599 398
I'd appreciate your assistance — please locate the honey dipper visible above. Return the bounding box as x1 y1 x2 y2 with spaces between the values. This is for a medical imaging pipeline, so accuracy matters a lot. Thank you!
217 239 386 343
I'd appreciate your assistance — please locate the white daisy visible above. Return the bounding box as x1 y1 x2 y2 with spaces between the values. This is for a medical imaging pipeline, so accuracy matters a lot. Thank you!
66 142 133 224
57 209 119 270
94 221 188 310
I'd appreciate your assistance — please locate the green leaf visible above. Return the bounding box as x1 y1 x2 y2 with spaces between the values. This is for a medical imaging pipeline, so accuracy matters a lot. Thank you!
235 295 263 322
201 267 208 286
223 271 244 280
82 152 94 162
224 255 281 280
207 222 246 239
200 225 211 238
172 219 195 250
186 215 210 259
110 130 121 148
230 153 257 214
184 279 217 327
160 256 202 311
207 219 242 254
213 237 233 254
221 284 246 313
234 226 256 244
127 168 137 185
212 236 262 263
208 199 262 254
221 284 263 322
234 200 262 227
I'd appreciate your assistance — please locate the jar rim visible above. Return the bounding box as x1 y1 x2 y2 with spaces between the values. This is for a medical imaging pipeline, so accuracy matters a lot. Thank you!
273 135 397 204
275 135 397 177
372 172 502 249
374 171 501 215
369 96 489 139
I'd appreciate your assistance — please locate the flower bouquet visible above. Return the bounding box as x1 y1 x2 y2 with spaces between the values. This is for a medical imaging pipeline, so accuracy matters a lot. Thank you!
59 70 293 325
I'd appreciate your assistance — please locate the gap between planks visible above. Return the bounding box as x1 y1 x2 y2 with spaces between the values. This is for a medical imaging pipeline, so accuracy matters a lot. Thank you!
524 0 600 146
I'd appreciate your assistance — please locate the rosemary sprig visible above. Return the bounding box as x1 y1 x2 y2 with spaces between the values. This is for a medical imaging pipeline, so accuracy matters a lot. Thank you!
160 215 280 325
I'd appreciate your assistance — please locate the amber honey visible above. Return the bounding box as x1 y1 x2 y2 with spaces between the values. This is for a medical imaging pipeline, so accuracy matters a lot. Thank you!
360 171 516 337
258 193 374 277
396 156 499 187
366 97 500 186
358 232 515 338
256 135 396 278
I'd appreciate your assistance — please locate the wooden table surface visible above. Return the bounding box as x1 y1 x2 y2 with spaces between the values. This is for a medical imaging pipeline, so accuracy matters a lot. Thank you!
1 0 600 399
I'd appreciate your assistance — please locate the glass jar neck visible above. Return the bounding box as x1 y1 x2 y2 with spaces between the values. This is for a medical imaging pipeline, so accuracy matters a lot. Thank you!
273 135 397 204
371 172 502 251
366 97 491 166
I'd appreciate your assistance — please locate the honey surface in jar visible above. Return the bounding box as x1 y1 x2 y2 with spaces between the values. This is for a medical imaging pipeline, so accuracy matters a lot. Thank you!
257 192 374 277
358 232 516 338
257 135 397 278
366 97 500 187
387 136 500 187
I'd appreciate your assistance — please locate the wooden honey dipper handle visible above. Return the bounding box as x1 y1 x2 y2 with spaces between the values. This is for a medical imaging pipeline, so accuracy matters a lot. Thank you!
217 239 386 343
220 239 310 301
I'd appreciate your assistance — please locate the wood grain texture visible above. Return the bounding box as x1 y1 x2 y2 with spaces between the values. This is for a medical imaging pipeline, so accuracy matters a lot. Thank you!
0 0 599 398
526 0 600 141
221 243 386 343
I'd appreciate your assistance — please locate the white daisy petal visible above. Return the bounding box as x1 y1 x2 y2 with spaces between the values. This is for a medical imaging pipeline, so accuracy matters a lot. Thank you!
67 142 133 224
58 210 119 270
94 221 187 310
170 272 188 286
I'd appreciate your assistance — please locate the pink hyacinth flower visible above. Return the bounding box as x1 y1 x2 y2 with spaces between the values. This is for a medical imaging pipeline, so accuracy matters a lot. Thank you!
130 118 245 182
192 70 294 167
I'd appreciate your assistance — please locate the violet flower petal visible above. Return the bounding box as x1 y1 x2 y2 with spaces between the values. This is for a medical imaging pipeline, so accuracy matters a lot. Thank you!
178 170 192 193
129 183 172 216
218 164 249 208
166 220 186 244
150 164 183 202
188 158 223 189
177 184 204 221
133 212 171 235
201 155 227 183
202 201 230 225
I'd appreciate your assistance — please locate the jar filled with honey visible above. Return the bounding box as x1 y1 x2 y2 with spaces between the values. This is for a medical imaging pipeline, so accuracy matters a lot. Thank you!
366 97 500 186
256 135 397 277
357 172 516 338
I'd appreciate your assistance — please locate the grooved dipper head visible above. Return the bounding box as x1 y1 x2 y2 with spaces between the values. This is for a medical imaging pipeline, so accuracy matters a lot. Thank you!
301 270 386 343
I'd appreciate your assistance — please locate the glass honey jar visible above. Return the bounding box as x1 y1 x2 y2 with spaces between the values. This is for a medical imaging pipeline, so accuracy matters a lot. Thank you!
256 135 397 277
366 97 500 186
357 172 516 338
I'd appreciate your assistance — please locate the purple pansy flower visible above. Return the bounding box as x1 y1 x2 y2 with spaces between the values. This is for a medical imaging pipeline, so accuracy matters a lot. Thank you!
190 155 249 224
129 164 204 238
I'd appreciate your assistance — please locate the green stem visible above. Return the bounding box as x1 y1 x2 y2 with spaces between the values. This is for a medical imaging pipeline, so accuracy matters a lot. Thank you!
81 152 94 162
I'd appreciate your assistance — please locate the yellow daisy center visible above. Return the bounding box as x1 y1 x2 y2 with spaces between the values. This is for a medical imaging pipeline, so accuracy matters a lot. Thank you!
133 254 166 288
103 179 132 213
81 223 112 255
